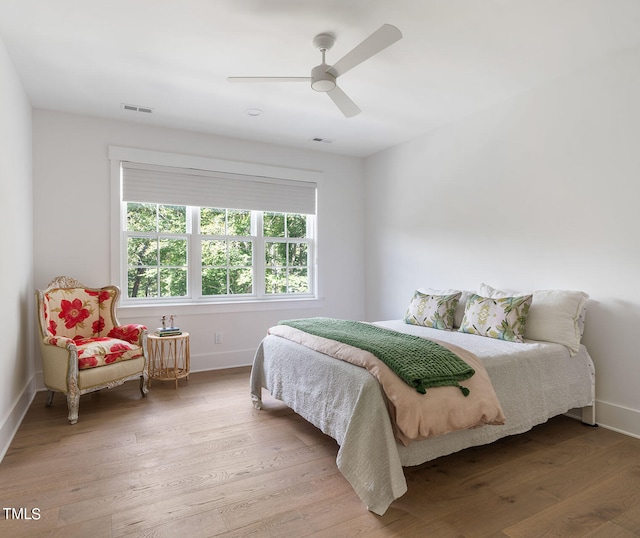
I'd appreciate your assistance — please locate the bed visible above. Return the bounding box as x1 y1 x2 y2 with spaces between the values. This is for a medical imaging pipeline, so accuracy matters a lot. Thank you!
249 287 596 515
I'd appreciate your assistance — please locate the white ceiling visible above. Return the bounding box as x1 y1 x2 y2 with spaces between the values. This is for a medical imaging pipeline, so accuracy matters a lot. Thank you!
1 0 639 157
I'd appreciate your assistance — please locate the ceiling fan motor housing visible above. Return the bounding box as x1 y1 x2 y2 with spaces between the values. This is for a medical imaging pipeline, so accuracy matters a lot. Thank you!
311 64 336 92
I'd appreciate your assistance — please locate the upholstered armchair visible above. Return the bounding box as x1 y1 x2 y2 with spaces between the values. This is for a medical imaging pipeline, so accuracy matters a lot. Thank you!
35 276 149 424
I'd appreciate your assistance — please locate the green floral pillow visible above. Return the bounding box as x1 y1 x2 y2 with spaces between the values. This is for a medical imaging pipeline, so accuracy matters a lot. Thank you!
404 291 461 330
458 294 533 343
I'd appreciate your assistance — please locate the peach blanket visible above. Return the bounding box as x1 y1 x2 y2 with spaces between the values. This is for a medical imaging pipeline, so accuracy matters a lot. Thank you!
268 324 505 445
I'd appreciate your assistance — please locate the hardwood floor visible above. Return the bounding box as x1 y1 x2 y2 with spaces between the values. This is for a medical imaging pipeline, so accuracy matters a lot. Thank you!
1 367 638 537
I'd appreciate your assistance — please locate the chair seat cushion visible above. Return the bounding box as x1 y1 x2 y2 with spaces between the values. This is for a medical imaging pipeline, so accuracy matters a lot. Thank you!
74 337 143 370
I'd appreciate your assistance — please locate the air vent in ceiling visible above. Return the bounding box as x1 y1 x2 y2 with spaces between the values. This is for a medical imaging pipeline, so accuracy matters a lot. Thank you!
121 103 153 114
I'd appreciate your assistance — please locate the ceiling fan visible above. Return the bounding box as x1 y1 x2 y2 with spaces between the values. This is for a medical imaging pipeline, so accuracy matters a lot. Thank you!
228 24 402 118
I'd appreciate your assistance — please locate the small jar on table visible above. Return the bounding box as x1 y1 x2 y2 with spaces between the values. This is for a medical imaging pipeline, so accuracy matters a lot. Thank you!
146 332 190 389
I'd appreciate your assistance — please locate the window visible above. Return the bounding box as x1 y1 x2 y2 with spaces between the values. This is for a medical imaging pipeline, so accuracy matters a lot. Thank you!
124 203 314 301
200 208 253 296
263 212 310 294
113 152 318 304
125 203 314 301
126 203 189 298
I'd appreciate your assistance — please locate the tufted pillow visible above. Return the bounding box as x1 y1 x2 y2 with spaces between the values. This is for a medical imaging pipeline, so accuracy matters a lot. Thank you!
459 293 532 343
404 290 461 330
478 283 588 354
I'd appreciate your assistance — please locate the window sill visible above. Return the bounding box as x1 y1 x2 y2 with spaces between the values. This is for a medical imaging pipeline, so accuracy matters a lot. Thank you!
118 297 325 317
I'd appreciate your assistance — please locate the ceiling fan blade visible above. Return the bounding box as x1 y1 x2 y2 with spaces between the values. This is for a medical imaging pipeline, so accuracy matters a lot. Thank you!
327 24 402 78
228 77 311 83
327 86 361 118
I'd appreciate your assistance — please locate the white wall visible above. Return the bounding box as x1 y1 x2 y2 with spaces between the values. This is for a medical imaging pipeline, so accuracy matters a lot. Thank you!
364 47 640 438
32 110 365 374
0 35 34 459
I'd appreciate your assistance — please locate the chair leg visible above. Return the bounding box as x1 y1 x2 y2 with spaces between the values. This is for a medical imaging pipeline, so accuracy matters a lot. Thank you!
140 373 149 397
67 393 79 424
67 386 80 424
45 390 55 407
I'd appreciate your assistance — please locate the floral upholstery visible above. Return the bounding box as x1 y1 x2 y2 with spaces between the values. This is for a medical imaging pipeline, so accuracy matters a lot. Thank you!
36 276 149 424
41 286 146 370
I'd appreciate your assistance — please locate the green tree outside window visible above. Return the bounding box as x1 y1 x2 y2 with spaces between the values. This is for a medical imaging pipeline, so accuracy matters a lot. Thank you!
125 203 312 300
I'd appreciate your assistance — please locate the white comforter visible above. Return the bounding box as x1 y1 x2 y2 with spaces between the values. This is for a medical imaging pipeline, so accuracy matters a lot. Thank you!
249 320 595 515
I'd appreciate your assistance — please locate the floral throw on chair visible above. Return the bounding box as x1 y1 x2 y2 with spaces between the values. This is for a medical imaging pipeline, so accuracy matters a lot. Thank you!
36 276 149 424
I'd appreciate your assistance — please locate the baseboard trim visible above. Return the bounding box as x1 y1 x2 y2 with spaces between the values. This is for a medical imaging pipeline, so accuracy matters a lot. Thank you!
0 376 38 462
595 400 640 440
190 349 255 372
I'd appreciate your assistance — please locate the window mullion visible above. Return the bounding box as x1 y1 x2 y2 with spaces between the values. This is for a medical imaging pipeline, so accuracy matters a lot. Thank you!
190 206 200 299
255 211 265 298
308 216 315 296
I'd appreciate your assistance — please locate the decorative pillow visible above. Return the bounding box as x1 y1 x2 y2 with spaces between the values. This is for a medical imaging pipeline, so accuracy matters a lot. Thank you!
418 288 473 328
459 293 533 343
404 290 461 330
455 290 474 328
478 283 589 354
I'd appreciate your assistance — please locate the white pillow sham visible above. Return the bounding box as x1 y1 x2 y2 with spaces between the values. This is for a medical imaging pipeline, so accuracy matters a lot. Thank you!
478 283 589 355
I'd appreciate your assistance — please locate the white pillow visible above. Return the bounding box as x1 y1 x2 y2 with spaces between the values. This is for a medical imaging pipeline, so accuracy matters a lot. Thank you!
478 283 589 354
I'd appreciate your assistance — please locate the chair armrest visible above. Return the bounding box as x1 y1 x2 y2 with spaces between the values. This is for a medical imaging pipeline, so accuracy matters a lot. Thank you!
43 335 77 350
107 324 147 345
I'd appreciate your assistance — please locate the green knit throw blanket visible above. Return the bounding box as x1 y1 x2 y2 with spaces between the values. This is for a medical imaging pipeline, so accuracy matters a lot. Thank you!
279 318 474 396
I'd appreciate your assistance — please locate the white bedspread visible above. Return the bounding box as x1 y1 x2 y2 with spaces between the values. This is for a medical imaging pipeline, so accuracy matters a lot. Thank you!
249 320 595 515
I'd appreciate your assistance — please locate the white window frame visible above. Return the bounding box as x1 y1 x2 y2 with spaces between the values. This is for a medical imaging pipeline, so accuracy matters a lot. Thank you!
110 146 322 311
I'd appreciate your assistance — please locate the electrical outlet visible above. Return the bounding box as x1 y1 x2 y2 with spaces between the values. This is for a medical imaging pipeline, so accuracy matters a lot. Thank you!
214 332 223 344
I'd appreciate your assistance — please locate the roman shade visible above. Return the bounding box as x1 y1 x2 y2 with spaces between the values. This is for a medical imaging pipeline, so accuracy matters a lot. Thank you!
121 161 317 215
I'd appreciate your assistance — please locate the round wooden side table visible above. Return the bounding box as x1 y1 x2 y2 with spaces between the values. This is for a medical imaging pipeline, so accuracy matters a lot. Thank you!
146 332 190 389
